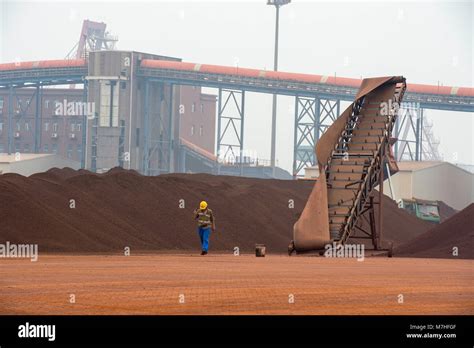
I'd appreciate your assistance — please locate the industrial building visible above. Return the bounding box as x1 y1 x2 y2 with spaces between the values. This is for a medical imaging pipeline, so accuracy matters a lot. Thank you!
0 88 85 161
383 161 474 211
0 52 218 176
0 49 472 179
0 50 295 178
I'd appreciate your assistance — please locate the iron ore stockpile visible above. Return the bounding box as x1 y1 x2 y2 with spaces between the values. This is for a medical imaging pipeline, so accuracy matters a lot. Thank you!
438 200 458 222
348 191 432 249
0 167 313 253
0 167 461 255
395 204 474 259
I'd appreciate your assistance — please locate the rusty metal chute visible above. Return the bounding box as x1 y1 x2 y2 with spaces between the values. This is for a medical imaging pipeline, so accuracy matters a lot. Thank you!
290 76 407 253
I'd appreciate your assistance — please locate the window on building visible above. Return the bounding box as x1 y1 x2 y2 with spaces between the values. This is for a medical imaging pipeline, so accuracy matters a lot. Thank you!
44 122 49 132
76 122 82 132
191 103 195 113
45 100 50 109
16 122 21 131
0 122 3 132
191 125 195 136
71 123 75 132
52 123 58 132
52 143 58 154
67 144 73 159
25 122 30 132
200 103 204 113
0 98 4 113
99 80 119 127
199 125 203 136
0 143 4 153
24 144 30 153
43 144 49 153
15 143 21 153
77 144 82 157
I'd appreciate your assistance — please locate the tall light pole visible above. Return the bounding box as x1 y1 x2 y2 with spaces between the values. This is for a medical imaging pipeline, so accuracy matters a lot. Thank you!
267 0 290 177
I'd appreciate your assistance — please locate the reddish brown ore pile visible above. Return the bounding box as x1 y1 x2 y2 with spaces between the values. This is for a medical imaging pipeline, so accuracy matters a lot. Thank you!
0 168 312 253
395 204 474 259
0 168 432 253
348 191 433 249
438 201 458 223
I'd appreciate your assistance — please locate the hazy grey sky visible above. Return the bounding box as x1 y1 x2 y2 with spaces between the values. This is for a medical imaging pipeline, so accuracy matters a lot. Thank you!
1 0 472 171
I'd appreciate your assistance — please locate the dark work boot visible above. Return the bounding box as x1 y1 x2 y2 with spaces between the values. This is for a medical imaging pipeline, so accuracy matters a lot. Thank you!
202 251 208 255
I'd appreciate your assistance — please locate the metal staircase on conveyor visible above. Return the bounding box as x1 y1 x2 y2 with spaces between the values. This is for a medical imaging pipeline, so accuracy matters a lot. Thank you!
327 80 406 246
290 77 407 254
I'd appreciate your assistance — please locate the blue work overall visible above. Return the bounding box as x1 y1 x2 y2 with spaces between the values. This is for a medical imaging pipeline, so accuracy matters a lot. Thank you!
198 226 211 252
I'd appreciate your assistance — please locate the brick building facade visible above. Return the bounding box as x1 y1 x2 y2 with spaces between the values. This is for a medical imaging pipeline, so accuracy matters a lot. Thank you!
0 85 216 163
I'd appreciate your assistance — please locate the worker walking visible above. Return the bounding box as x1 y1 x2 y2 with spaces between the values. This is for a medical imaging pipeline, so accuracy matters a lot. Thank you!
193 201 215 255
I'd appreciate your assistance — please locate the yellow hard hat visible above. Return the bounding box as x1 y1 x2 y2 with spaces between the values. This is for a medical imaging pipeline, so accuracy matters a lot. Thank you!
200 201 208 210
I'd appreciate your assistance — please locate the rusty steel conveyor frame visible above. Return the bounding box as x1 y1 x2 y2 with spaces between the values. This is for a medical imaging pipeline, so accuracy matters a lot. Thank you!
290 76 407 255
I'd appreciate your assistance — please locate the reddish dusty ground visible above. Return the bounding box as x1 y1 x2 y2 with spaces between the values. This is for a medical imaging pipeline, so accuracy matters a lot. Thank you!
0 254 472 315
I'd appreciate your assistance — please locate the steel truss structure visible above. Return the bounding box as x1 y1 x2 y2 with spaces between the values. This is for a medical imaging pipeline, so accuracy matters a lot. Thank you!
139 66 474 112
293 97 340 176
66 20 117 60
216 89 245 168
394 103 442 161
420 116 442 161
394 104 423 161
1 59 472 178
0 66 86 89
